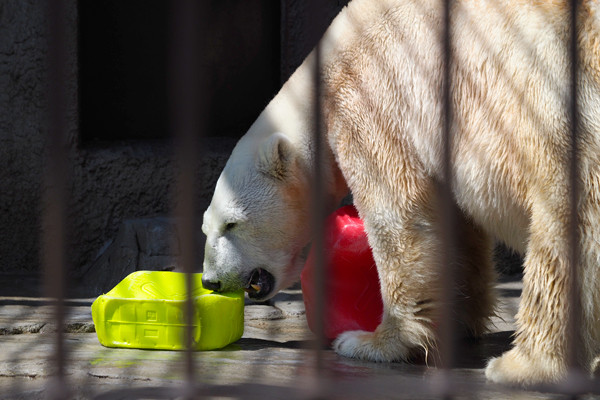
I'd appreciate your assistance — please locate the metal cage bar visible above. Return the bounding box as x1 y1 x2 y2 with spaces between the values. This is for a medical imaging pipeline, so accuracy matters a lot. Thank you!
310 20 328 382
567 0 583 379
44 0 70 398
439 0 458 375
169 0 206 396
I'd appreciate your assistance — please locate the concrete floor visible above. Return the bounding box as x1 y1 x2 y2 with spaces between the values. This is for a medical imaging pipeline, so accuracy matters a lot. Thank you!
0 275 597 399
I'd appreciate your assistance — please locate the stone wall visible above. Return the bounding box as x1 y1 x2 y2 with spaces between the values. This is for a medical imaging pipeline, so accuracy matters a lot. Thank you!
0 1 68 277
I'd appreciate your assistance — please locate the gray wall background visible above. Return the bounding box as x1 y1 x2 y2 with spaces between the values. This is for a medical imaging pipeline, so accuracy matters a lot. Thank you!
0 0 350 296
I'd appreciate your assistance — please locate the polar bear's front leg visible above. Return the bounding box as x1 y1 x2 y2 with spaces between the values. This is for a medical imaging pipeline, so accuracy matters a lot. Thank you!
333 204 496 363
331 215 440 362
328 108 452 363
331 185 442 363
330 211 441 363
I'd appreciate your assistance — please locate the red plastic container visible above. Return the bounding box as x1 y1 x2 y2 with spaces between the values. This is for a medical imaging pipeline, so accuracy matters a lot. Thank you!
301 205 383 340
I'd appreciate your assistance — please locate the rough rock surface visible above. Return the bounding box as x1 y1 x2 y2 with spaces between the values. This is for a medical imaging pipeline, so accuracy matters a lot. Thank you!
76 218 183 297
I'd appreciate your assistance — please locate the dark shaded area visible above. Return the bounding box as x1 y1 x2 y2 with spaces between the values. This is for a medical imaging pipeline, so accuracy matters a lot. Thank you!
230 338 313 351
0 298 93 307
233 331 515 378
493 243 524 275
454 331 515 369
78 0 280 142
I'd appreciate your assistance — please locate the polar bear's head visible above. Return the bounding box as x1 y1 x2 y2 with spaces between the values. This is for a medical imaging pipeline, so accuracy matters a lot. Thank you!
201 131 314 301
202 58 348 301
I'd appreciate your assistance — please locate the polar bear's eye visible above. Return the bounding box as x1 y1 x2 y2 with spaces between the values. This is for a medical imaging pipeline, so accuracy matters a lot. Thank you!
224 222 237 232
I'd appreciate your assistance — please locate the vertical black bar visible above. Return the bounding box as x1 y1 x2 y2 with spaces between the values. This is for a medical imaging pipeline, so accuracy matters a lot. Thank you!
308 1 328 388
169 0 203 394
311 45 327 374
45 0 69 398
567 0 582 383
438 0 457 393
280 0 290 84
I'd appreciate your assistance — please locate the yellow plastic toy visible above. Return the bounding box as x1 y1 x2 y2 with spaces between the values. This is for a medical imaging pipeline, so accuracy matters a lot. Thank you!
91 271 244 351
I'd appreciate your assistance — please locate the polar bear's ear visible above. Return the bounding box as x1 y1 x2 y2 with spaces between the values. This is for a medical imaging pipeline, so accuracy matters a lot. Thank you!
256 133 295 181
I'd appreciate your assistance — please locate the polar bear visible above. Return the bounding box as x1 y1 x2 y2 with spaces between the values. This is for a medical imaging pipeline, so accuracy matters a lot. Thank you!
201 0 600 386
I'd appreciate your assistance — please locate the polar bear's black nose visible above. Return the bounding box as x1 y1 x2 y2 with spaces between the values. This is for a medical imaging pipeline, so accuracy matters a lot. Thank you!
201 276 221 291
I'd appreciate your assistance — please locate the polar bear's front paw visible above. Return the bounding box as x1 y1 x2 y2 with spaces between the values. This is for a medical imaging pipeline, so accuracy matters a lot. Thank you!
485 348 566 386
333 330 409 362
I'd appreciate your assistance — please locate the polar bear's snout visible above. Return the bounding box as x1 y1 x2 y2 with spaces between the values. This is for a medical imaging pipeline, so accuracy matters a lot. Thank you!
200 273 222 291
201 265 276 300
